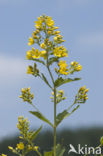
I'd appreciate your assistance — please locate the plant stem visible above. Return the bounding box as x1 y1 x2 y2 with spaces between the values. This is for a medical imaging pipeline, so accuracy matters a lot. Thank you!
54 86 57 156
47 61 56 155
46 49 57 155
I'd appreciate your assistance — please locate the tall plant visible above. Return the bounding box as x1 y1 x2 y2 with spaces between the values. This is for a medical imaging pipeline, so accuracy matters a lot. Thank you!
1 15 89 156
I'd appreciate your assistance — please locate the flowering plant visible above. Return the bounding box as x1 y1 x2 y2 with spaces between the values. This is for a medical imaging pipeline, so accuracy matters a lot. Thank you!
1 15 90 156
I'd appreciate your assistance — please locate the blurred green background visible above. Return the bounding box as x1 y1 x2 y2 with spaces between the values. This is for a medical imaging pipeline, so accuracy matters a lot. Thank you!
0 127 103 155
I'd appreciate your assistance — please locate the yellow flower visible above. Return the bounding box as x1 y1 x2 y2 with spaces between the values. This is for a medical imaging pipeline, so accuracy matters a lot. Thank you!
85 88 89 93
79 86 86 91
58 90 64 94
54 26 59 29
17 142 24 150
28 37 34 46
46 17 54 27
54 31 60 35
48 31 52 35
27 145 32 150
40 50 47 59
8 146 13 150
1 154 7 156
53 46 68 57
34 146 39 151
75 64 82 71
40 43 46 49
58 60 69 75
32 49 41 59
27 66 33 74
54 36 58 42
26 50 32 60
35 17 42 29
32 31 38 39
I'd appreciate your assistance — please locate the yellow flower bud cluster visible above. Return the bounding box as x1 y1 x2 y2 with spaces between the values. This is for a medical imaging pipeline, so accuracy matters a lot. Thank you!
53 46 68 58
8 116 39 155
27 63 39 77
53 34 65 44
70 61 82 74
51 90 66 104
55 60 69 75
19 87 34 104
75 86 89 103
17 116 29 136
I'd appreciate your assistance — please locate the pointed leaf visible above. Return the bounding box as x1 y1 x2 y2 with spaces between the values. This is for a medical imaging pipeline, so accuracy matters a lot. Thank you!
41 73 52 89
56 105 80 126
30 111 53 127
48 57 59 66
31 126 42 141
56 144 65 156
56 110 70 126
55 77 81 88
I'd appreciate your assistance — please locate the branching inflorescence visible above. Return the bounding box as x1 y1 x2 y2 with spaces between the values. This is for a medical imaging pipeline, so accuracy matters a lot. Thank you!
1 15 91 156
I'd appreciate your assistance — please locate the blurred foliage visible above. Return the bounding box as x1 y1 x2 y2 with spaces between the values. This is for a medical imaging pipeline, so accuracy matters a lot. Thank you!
0 127 103 156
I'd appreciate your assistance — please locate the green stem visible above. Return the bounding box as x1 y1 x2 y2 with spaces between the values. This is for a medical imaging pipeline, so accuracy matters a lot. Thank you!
36 150 42 156
54 86 57 156
47 57 56 156
67 102 75 111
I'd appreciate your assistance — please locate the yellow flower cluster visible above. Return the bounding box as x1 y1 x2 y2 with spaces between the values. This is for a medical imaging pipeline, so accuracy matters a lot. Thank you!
0 154 7 156
53 34 65 44
26 47 47 60
28 15 60 46
35 15 54 30
19 87 34 104
8 116 39 155
55 60 69 75
17 116 29 134
70 61 82 73
27 14 66 64
75 86 89 103
17 142 24 150
27 63 39 76
53 46 68 57
51 90 66 103
28 37 35 46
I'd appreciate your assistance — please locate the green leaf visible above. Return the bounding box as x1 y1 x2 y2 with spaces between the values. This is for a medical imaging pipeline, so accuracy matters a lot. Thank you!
29 111 53 128
56 105 80 126
48 57 59 66
55 77 81 88
31 126 42 141
41 73 52 89
56 144 65 156
32 58 45 65
56 110 70 126
44 151 53 156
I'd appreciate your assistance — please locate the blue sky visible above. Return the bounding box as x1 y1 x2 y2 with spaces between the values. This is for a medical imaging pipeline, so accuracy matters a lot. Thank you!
0 0 103 139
